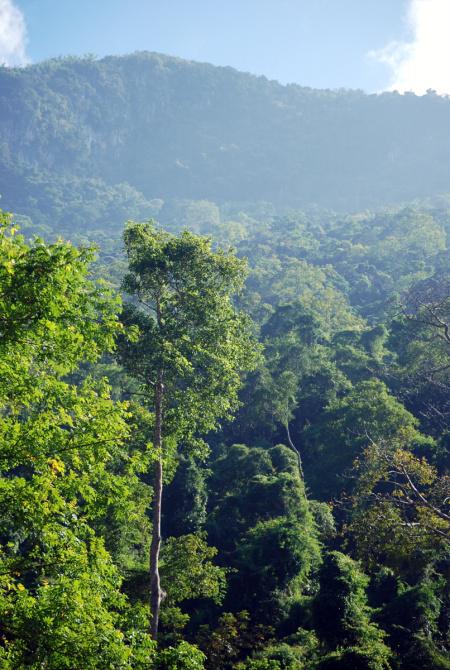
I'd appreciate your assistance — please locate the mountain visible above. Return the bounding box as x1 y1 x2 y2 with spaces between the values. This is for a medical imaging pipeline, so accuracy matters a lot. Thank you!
1 51 450 234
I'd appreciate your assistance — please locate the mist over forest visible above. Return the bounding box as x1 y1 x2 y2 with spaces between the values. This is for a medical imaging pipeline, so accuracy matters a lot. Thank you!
0 51 449 670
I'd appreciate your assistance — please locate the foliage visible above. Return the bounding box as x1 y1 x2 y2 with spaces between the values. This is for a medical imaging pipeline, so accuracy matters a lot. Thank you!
0 210 153 667
153 642 206 670
160 533 227 605
371 577 450 669
118 222 258 451
163 457 209 537
302 380 433 499
313 552 391 668
196 611 271 670
350 443 450 573
207 444 320 623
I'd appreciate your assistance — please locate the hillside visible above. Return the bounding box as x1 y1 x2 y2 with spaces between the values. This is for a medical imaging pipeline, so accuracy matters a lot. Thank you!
2 52 450 235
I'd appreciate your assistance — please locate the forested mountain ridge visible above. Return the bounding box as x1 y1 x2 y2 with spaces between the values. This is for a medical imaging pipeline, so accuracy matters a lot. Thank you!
2 50 450 229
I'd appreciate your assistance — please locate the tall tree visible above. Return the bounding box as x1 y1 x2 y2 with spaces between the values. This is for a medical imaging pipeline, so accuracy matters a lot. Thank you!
117 222 257 639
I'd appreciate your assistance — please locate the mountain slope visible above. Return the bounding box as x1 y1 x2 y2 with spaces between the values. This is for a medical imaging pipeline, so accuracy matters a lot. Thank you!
1 51 450 231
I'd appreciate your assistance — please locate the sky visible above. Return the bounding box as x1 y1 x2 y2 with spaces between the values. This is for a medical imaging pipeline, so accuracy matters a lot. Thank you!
0 0 449 94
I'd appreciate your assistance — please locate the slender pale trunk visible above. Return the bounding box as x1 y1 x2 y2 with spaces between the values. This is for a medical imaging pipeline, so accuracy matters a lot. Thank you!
149 369 164 640
286 421 305 482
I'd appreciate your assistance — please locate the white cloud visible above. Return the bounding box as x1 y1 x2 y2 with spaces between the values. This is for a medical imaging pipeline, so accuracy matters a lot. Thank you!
370 0 450 95
0 0 28 67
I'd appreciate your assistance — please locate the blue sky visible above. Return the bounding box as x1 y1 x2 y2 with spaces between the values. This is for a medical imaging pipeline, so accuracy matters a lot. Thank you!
3 1 450 94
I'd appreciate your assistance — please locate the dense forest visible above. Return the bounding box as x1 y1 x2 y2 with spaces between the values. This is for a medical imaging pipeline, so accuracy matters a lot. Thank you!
0 53 449 669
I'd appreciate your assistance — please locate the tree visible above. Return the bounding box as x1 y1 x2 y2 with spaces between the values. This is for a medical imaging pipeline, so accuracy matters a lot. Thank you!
302 380 434 499
196 611 270 670
260 303 324 479
162 456 209 537
160 533 226 606
207 444 320 623
154 641 206 670
380 580 450 670
389 275 450 434
0 210 154 668
117 222 257 639
313 552 391 670
349 441 450 573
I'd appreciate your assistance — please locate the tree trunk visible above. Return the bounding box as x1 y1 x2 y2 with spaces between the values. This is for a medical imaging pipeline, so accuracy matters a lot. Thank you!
286 422 305 481
149 371 164 640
